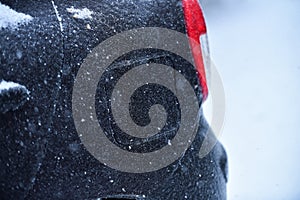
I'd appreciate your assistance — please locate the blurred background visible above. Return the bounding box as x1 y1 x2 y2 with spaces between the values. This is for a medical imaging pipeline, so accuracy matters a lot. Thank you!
201 0 300 199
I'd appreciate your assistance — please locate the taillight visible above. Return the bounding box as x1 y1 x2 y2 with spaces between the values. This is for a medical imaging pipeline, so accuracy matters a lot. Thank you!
182 0 210 101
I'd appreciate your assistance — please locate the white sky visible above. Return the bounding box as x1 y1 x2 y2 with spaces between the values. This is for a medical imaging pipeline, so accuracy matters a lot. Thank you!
202 0 300 199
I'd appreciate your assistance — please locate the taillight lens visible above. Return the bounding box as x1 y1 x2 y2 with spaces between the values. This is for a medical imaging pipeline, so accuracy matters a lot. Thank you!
182 0 210 101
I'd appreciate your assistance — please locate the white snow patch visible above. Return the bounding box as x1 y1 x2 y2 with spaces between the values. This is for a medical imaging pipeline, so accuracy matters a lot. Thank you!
0 3 33 29
66 6 93 19
0 80 29 94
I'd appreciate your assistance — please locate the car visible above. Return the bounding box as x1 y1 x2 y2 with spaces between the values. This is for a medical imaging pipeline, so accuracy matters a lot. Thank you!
0 0 227 199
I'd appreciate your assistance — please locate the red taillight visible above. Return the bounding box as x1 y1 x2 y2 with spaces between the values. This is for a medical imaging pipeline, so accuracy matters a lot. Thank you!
182 0 209 101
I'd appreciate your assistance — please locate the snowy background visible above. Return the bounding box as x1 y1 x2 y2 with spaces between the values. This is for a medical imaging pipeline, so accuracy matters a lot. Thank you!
201 0 300 199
